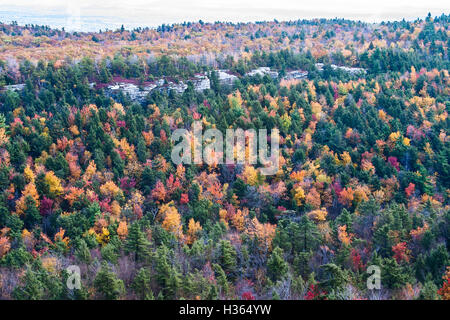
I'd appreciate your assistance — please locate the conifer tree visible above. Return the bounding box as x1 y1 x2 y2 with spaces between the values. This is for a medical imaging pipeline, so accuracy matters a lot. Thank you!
217 240 237 276
94 263 125 300
125 222 150 262
132 267 154 300
75 239 92 264
267 247 288 282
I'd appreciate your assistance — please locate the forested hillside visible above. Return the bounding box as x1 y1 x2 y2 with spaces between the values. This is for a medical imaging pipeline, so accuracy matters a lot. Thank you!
0 14 449 300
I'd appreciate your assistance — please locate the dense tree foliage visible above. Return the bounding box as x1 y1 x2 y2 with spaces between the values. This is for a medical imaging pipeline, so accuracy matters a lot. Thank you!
0 14 448 300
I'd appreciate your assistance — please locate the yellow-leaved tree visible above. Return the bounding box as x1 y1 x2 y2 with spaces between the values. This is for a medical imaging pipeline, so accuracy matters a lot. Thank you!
246 217 276 252
100 181 122 199
83 160 97 182
293 186 305 206
338 225 352 246
241 165 260 186
186 218 202 245
24 165 35 183
307 208 328 222
160 201 183 239
45 171 64 197
117 220 128 240
0 236 11 258
15 182 40 215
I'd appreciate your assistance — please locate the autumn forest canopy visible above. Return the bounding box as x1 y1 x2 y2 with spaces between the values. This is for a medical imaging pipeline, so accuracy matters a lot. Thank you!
0 13 449 300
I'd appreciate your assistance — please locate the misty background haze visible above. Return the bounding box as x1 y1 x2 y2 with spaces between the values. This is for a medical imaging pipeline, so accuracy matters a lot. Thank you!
0 0 449 32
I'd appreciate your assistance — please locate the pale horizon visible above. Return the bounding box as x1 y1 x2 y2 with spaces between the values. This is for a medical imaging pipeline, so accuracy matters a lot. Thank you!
0 0 449 32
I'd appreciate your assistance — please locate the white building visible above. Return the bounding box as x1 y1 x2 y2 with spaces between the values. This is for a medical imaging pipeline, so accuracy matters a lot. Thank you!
284 70 308 80
245 67 279 79
217 70 238 86
3 83 25 91
315 63 366 75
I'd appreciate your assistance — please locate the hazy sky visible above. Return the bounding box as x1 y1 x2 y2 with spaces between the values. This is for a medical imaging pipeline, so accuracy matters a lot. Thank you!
0 0 449 31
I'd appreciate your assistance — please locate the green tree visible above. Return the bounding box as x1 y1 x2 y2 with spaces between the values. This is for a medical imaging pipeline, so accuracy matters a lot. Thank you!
101 243 119 264
267 247 288 282
94 263 125 300
319 263 348 291
273 216 320 255
217 240 237 276
132 267 154 300
13 268 44 300
125 222 151 262
419 280 439 300
213 263 229 295
136 138 148 163
75 239 92 264
23 196 41 229
155 245 181 299
382 258 409 290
